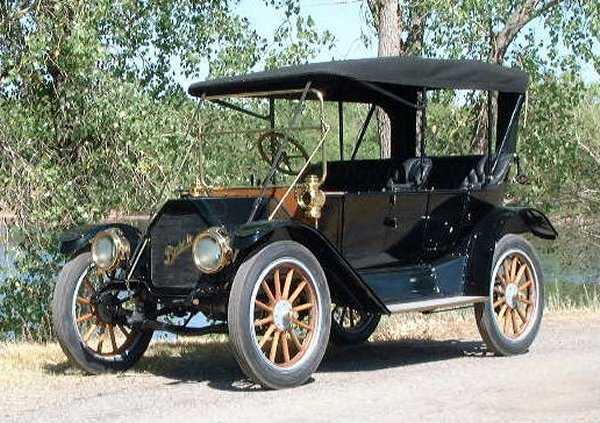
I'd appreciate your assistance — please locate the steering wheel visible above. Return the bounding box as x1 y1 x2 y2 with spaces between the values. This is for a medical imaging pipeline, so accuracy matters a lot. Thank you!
257 131 310 176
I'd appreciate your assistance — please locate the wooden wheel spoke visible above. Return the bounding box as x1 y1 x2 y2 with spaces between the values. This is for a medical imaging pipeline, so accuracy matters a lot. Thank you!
291 318 312 331
290 330 303 351
292 302 313 312
493 297 505 309
288 280 307 304
520 297 532 305
259 324 277 348
97 328 107 354
255 299 273 312
108 325 118 352
498 304 508 320
77 296 91 306
118 324 130 337
83 324 97 343
77 313 94 323
510 256 518 281
274 269 282 299
282 332 291 363
519 280 533 291
503 260 511 285
269 331 281 362
261 280 276 304
503 309 511 335
514 264 527 285
510 309 519 334
282 268 294 299
515 306 527 324
255 315 273 327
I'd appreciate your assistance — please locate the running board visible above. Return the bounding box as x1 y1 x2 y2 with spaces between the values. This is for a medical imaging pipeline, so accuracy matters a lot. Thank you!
386 296 487 314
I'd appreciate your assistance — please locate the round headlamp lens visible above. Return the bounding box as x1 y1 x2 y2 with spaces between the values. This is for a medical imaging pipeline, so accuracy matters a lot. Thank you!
91 234 116 269
192 235 222 272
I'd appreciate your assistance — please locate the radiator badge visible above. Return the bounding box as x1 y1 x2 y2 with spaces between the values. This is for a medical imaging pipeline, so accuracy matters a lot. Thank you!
164 233 194 266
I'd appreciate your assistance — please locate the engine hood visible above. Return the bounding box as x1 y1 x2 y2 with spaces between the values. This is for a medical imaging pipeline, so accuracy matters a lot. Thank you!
148 197 267 231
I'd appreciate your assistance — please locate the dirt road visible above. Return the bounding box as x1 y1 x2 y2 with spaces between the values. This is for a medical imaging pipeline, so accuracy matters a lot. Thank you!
2 315 599 423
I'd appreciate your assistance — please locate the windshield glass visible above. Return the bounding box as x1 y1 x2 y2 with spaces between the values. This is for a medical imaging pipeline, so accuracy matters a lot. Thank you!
188 94 332 189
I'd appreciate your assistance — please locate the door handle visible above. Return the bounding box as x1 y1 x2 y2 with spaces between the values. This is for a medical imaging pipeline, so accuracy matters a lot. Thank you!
384 216 400 228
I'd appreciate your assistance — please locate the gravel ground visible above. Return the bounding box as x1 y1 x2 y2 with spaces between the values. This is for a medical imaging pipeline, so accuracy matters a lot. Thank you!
2 314 599 423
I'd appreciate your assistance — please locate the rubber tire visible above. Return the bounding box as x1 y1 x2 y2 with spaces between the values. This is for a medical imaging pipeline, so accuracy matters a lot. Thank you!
330 308 381 346
228 241 331 389
474 234 544 356
52 253 153 374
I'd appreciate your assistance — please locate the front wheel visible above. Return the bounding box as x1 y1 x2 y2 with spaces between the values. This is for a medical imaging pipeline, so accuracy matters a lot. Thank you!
228 241 331 389
475 234 544 356
52 253 153 373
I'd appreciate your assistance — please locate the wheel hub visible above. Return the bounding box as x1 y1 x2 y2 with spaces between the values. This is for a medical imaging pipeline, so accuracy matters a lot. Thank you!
95 292 123 324
505 283 519 309
272 300 293 331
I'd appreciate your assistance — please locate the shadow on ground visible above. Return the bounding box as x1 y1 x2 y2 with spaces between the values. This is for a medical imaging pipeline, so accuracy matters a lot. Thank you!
44 338 488 392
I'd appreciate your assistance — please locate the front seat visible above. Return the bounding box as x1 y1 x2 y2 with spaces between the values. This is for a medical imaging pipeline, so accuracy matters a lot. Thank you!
461 155 488 189
386 158 432 191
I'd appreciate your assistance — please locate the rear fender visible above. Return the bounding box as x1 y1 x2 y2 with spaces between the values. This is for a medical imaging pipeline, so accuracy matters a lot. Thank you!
59 223 143 258
464 207 557 296
232 220 388 314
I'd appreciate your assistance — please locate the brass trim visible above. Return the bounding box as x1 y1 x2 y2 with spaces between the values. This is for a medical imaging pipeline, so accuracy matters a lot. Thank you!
91 229 131 273
268 89 330 221
296 174 326 219
191 227 233 274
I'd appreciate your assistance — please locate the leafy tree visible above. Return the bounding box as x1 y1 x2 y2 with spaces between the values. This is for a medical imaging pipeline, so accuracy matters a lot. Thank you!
0 0 334 341
364 0 599 156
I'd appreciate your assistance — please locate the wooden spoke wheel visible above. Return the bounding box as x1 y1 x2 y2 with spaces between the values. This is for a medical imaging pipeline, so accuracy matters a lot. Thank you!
491 251 538 339
252 261 319 368
475 235 544 356
228 241 331 389
52 253 153 374
73 268 138 357
330 305 380 345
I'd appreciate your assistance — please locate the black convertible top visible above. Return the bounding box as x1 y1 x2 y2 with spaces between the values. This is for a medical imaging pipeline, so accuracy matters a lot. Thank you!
188 57 528 101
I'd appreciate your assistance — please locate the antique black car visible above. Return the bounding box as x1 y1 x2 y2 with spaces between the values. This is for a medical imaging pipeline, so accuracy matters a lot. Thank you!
52 57 557 389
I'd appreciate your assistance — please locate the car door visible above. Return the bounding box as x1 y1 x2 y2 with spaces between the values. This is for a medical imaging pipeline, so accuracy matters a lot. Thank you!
382 190 429 266
424 189 468 260
341 192 390 270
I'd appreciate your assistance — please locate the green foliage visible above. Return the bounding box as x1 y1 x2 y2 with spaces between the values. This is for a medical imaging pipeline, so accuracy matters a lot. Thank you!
0 0 334 341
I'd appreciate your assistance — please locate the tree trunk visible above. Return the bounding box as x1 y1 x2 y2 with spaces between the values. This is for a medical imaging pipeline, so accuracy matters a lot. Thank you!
370 0 400 158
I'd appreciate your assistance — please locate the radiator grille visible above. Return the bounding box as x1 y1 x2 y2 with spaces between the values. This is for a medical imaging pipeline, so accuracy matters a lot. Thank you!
150 212 206 289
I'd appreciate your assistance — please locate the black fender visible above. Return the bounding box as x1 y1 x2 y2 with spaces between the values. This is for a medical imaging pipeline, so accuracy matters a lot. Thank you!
463 207 557 296
59 223 143 258
231 220 388 314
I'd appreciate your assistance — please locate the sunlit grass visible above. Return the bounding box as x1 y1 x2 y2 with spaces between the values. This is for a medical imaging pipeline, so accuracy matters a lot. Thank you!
1 282 597 386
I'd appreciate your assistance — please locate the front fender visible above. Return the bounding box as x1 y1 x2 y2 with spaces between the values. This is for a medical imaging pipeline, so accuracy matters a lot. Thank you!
59 223 143 258
464 207 557 296
231 220 388 314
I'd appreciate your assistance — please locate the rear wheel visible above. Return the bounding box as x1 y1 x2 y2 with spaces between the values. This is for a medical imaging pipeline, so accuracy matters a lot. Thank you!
228 241 331 389
475 235 544 356
52 253 153 373
330 305 380 345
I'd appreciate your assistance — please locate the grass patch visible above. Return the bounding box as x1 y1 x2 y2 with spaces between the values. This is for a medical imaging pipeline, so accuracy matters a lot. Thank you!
546 281 600 313
1 282 597 386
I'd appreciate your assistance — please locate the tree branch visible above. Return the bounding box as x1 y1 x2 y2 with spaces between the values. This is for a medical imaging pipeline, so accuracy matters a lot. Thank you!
492 0 566 62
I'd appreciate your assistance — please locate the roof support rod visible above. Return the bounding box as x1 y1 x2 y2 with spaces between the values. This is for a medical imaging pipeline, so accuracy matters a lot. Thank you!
210 99 270 121
338 101 344 160
489 94 524 177
359 81 425 110
246 81 313 223
351 105 375 160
